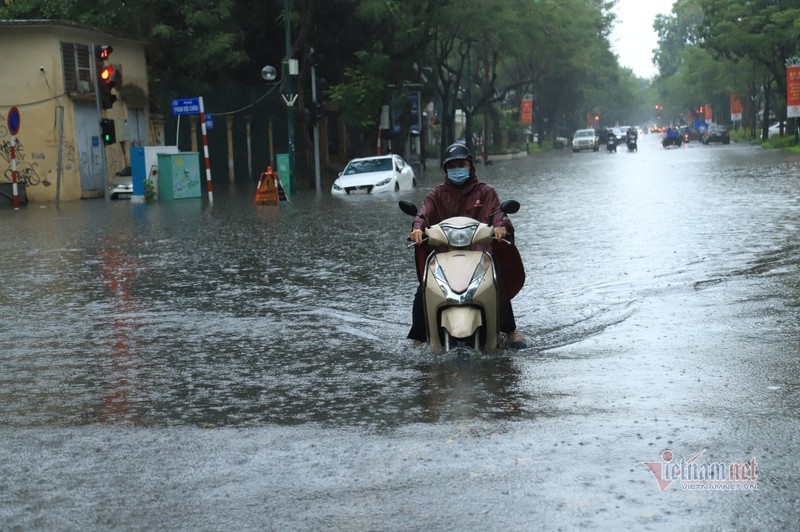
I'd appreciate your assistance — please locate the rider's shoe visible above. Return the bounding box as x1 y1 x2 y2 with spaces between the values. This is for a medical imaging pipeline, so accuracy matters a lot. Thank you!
507 330 527 349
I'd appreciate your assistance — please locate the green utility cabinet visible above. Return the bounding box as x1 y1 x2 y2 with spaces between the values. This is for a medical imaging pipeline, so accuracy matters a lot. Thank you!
276 153 292 196
157 152 202 200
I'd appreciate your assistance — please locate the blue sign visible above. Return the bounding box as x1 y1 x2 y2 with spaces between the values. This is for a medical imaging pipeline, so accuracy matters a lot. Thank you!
7 106 20 135
205 113 214 130
171 97 200 116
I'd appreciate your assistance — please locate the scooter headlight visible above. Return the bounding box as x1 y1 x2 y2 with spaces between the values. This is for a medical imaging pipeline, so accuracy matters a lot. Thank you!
440 223 479 248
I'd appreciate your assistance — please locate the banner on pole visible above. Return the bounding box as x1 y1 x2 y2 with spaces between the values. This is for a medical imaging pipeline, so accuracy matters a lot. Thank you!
520 98 533 125
787 65 800 118
730 92 743 121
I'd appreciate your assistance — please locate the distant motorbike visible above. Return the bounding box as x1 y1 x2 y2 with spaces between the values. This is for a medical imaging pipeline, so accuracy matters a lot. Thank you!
607 134 617 153
626 135 638 152
662 135 682 148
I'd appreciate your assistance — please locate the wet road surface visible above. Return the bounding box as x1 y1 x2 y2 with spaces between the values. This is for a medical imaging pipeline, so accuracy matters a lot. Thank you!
1 134 799 529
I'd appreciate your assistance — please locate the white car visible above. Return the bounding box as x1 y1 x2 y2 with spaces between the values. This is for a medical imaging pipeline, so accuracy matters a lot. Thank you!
572 128 599 152
109 165 133 199
331 154 416 195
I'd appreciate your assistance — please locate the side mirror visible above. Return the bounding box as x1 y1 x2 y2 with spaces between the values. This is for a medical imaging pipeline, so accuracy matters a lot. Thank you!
500 200 520 215
398 200 418 217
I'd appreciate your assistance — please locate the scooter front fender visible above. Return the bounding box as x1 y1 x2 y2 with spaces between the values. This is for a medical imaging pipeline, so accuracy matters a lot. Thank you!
440 306 482 339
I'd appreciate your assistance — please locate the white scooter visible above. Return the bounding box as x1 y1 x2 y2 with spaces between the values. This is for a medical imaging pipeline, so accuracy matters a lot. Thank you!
400 200 523 353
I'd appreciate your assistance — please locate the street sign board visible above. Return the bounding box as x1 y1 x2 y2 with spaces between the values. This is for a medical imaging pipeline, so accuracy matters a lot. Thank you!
7 106 20 135
205 113 214 130
171 97 201 116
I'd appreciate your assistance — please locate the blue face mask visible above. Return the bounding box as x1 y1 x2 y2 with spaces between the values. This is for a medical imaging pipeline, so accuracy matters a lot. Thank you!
446 167 470 185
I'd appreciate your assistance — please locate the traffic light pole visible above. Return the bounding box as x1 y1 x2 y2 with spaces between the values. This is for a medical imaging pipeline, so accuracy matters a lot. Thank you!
90 43 110 202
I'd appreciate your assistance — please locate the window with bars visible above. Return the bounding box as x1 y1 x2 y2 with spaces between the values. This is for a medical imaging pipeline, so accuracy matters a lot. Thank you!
60 42 94 95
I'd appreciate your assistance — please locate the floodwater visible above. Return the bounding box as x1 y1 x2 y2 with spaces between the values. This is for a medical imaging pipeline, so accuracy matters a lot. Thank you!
1 135 799 530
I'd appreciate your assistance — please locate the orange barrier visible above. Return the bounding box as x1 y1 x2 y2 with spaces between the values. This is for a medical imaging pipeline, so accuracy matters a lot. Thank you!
254 167 279 205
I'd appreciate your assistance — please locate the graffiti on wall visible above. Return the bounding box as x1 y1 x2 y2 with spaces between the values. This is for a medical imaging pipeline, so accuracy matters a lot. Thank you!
0 137 50 187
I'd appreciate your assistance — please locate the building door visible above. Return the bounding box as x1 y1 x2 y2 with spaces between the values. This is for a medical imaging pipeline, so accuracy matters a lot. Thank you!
126 108 147 146
74 102 105 195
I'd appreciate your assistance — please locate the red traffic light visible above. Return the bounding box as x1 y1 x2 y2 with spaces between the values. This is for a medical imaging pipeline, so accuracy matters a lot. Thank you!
100 65 115 84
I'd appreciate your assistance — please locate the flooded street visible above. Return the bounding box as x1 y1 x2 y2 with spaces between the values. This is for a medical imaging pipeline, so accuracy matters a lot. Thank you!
2 135 799 529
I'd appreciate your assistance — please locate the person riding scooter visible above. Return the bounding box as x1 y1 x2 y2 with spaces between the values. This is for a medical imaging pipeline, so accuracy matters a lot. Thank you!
663 126 682 148
607 131 617 152
626 127 638 151
407 142 526 349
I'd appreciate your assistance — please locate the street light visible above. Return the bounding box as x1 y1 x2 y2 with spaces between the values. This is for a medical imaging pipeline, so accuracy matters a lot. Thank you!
261 65 277 82
261 65 281 169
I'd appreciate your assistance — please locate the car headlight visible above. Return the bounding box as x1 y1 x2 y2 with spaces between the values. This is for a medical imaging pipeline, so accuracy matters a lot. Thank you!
332 183 342 191
440 223 479 248
375 177 392 187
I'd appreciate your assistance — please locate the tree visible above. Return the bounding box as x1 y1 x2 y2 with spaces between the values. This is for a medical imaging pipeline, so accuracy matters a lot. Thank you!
698 0 800 137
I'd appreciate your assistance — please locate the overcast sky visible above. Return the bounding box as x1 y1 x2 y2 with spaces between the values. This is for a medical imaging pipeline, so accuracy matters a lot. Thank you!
609 0 676 78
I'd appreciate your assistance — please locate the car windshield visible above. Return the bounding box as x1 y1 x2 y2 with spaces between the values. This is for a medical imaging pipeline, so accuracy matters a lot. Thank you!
575 131 592 137
344 158 393 175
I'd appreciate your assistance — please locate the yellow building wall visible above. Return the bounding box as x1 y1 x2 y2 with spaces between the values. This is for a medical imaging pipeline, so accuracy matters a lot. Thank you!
0 22 149 203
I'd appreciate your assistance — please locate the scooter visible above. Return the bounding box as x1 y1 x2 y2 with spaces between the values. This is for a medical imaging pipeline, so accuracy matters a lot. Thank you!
607 134 617 153
626 135 637 152
399 199 524 353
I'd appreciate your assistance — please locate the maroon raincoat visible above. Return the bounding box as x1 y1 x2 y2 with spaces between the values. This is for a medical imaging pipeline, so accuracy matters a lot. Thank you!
411 176 524 300
412 177 513 242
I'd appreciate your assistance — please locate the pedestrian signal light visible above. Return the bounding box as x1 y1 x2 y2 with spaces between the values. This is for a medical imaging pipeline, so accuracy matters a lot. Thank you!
100 118 116 145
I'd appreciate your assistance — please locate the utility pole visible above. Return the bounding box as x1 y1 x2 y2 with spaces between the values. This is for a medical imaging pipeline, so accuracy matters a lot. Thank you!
283 0 296 194
310 48 321 195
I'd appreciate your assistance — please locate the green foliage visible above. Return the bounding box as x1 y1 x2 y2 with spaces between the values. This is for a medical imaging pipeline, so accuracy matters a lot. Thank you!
144 179 156 202
329 49 389 131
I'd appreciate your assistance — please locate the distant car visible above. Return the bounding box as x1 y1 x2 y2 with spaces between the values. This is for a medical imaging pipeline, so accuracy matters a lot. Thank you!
572 128 599 152
609 127 627 140
109 165 133 199
331 154 416 195
702 125 730 145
